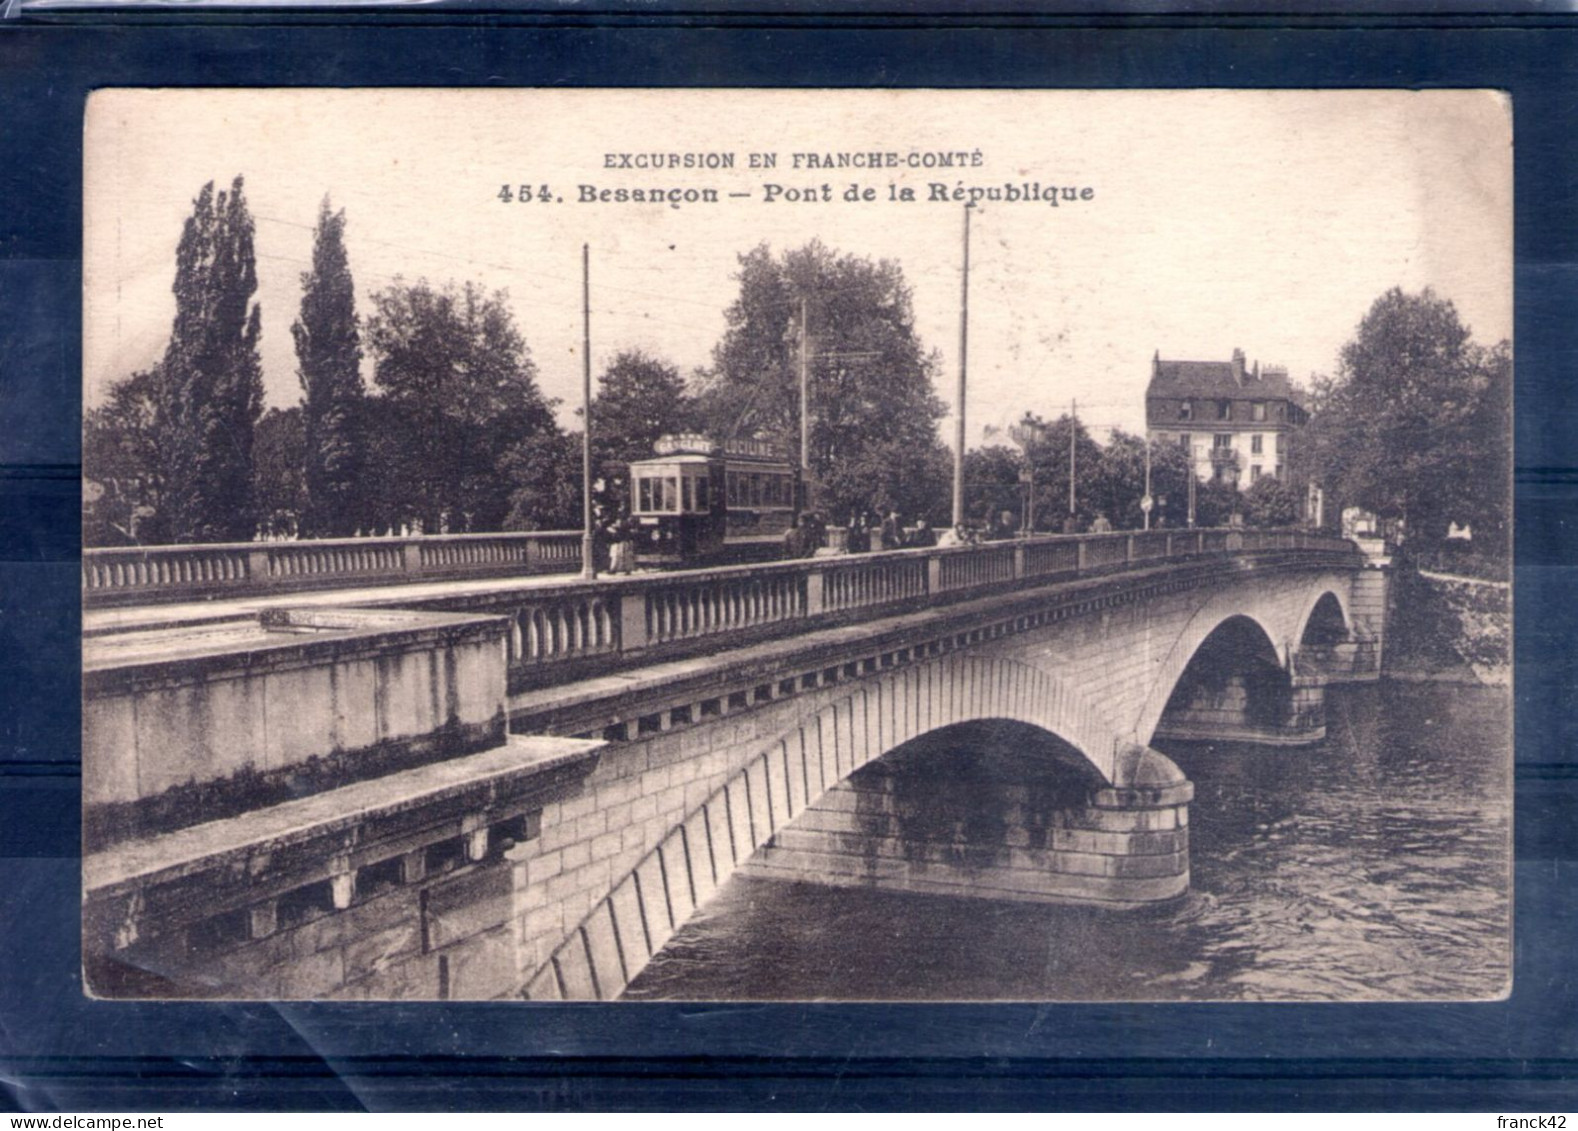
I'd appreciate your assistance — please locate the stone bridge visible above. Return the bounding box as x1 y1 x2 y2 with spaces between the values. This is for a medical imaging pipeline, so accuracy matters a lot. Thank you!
81 529 1386 1001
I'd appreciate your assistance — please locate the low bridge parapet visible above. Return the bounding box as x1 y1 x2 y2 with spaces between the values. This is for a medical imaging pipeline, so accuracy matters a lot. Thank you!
393 529 1360 699
82 530 585 608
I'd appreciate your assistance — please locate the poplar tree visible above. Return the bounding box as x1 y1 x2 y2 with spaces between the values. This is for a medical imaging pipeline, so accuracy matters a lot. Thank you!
293 197 365 537
157 177 265 543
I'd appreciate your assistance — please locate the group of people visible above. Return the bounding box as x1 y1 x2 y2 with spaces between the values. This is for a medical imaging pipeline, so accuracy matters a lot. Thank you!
845 511 938 553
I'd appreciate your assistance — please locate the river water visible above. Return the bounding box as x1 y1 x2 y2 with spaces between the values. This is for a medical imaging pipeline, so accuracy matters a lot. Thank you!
623 682 1511 1002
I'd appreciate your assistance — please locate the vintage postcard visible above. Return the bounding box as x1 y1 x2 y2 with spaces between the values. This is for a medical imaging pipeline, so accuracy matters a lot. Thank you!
80 89 1512 1002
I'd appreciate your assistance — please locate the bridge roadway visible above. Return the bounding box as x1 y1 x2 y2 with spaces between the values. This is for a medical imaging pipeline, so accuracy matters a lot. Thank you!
82 528 1388 1001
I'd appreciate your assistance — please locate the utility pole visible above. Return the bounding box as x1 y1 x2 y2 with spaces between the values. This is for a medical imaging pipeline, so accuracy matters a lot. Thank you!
799 295 810 482
1068 398 1078 523
580 243 595 580
953 204 971 530
1187 457 1197 528
1143 435 1153 531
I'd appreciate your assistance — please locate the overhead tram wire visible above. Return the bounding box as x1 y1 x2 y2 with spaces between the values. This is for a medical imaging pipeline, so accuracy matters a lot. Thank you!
253 213 735 315
251 246 725 342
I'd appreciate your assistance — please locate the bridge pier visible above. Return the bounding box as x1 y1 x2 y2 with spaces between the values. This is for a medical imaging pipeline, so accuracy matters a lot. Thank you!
747 741 1193 909
1153 668 1328 746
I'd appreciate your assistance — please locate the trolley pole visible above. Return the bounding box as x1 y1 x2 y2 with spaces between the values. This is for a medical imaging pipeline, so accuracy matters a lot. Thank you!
580 243 595 580
953 204 971 530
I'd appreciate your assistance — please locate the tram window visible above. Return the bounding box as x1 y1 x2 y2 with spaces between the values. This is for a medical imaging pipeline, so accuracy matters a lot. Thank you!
664 477 680 512
638 477 654 512
696 478 709 509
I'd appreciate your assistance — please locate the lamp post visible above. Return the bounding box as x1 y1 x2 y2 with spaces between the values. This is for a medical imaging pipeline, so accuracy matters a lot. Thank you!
1008 416 1046 537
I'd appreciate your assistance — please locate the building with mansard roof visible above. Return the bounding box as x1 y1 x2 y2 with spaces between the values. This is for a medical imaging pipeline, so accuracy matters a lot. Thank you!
1145 347 1308 488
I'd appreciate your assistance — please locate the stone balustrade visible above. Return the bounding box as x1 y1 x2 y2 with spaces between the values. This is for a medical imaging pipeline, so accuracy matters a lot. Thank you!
82 531 584 607
404 529 1357 689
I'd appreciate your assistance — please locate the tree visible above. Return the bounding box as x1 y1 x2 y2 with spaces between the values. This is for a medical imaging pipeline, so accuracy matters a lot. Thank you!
501 428 583 531
962 444 1025 527
591 349 694 469
1015 412 1102 531
83 369 165 546
1091 429 1193 530
1301 287 1509 550
293 197 365 537
1459 340 1512 555
1241 474 1299 527
252 407 306 539
364 278 559 532
696 241 949 523
156 177 266 542
1194 478 1241 529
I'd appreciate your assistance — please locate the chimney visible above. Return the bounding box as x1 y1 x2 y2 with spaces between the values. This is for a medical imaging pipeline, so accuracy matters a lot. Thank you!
1231 348 1245 384
1252 360 1261 382
1153 349 1161 379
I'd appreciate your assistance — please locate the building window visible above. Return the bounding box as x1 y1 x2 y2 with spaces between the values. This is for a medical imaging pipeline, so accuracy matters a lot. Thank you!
1251 402 1267 422
1179 400 1193 421
1251 434 1263 455
1276 432 1287 454
1250 465 1262 482
1217 400 1231 421
1213 433 1232 450
1179 433 1192 451
1274 464 1284 480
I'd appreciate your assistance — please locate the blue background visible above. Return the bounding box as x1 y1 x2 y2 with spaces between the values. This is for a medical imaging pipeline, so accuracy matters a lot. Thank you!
1 13 1574 1111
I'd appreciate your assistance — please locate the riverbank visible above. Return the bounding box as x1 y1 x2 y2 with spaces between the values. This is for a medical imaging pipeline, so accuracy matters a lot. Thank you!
1383 563 1511 686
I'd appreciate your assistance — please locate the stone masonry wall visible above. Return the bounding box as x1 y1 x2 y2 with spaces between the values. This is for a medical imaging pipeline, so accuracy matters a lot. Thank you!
510 565 1367 999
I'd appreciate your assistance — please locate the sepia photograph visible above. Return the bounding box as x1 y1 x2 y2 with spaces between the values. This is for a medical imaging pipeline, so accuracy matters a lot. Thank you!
79 88 1512 1003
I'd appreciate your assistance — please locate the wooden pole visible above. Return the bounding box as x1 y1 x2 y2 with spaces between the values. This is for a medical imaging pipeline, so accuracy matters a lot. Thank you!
1144 435 1152 531
953 204 971 529
1068 398 1077 520
581 243 595 580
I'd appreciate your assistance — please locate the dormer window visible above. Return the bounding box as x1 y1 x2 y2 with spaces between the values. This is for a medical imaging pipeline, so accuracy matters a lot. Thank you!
1217 400 1232 421
1251 401 1267 422
1178 400 1193 421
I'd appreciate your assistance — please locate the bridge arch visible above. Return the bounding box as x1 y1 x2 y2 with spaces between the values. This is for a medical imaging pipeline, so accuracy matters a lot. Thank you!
1128 572 1354 748
1294 587 1351 648
523 652 1184 1001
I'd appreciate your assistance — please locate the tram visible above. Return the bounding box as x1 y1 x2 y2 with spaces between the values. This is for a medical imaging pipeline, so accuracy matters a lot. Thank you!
627 434 799 567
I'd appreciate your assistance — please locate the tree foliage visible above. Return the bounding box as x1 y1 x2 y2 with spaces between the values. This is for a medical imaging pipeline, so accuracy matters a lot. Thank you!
253 407 306 539
156 177 266 542
1091 429 1193 530
83 369 165 546
293 197 364 537
1241 474 1299 527
962 444 1024 526
1300 287 1510 552
591 349 695 471
364 279 560 532
696 241 949 522
1011 412 1104 531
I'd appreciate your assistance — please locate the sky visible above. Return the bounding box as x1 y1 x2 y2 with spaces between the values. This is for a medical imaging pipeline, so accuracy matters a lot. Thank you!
83 88 1512 447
